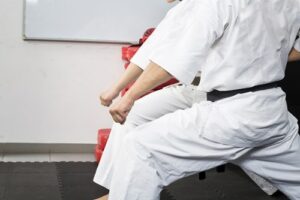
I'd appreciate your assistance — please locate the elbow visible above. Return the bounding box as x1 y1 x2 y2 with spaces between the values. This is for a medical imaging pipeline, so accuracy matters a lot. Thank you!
288 48 300 62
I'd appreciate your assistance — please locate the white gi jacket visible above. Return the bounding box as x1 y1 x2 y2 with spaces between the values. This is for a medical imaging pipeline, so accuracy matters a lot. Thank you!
131 0 300 148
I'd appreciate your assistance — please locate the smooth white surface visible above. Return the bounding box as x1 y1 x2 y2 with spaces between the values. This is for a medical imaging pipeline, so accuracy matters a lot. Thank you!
23 0 176 43
0 0 124 144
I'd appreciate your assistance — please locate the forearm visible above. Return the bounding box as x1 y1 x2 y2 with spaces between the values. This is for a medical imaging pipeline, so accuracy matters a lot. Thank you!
111 62 143 93
124 61 173 101
288 48 300 62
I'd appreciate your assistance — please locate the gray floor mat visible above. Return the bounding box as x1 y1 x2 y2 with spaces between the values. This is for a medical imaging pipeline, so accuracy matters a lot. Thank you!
0 162 289 200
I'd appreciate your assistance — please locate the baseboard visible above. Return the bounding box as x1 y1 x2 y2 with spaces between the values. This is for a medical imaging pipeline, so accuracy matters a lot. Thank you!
0 143 95 153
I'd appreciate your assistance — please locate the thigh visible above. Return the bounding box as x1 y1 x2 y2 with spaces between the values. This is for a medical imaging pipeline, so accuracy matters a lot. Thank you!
126 102 250 185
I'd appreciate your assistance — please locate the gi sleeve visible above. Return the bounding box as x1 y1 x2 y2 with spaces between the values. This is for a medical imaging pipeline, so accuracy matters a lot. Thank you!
130 5 178 70
130 27 164 70
129 47 150 70
294 30 300 52
147 1 229 85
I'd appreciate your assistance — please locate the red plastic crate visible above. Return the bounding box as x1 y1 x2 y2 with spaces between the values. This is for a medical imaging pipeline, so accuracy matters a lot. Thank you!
121 46 128 61
122 46 140 62
94 145 103 163
97 129 111 150
121 28 155 62
139 28 155 44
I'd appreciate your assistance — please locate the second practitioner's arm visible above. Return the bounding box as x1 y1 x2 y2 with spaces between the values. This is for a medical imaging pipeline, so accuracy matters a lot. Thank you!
99 63 143 106
109 61 173 124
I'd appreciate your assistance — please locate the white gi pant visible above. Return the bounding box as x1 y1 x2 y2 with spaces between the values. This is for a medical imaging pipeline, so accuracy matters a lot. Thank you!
93 84 300 200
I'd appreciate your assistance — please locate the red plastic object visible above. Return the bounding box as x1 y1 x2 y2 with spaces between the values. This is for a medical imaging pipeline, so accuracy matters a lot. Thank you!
94 145 103 163
124 62 130 69
121 28 155 62
127 46 139 60
95 128 111 163
139 28 155 44
122 46 128 61
97 129 111 150
122 46 140 62
143 28 155 37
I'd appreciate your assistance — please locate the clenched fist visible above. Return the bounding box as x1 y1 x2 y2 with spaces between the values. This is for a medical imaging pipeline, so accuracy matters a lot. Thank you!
99 88 119 107
109 95 134 124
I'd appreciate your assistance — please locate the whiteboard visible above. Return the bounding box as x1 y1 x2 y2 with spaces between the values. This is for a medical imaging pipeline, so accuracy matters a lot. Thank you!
23 0 177 44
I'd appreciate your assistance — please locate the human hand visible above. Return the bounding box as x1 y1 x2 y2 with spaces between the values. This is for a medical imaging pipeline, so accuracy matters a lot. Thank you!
109 95 134 124
166 0 176 3
99 88 119 107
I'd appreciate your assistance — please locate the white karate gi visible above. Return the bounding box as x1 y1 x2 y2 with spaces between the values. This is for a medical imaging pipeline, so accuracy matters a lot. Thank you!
94 0 300 199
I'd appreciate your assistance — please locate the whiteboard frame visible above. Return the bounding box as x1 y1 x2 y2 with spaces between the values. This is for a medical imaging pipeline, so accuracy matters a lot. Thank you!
22 0 177 44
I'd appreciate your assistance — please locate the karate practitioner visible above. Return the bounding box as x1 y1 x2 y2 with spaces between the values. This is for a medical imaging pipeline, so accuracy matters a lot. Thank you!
94 0 300 199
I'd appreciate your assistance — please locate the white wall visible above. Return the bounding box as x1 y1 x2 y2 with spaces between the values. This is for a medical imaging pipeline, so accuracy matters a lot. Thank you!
0 0 124 144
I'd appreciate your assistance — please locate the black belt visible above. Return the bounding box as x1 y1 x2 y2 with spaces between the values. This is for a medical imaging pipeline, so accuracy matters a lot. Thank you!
207 82 280 102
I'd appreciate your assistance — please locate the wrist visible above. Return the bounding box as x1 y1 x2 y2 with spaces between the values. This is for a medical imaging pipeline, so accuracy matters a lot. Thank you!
123 90 139 102
111 84 122 95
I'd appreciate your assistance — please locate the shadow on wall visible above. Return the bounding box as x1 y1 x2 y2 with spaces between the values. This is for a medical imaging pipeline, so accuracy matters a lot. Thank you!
281 61 300 121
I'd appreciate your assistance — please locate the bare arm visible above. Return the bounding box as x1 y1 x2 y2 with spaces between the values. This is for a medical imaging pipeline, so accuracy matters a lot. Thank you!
99 63 143 106
109 61 173 123
111 63 143 94
288 48 300 62
124 61 173 101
